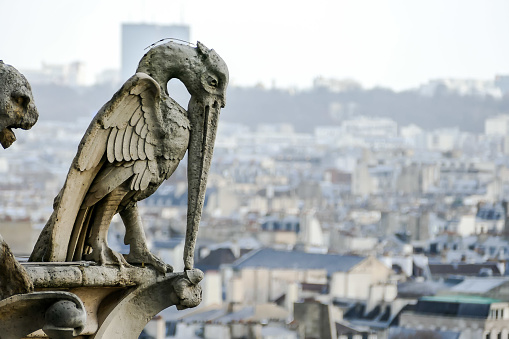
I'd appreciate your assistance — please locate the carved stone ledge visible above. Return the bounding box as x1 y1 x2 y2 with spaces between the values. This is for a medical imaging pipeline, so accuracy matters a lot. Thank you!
23 261 158 288
8 263 204 338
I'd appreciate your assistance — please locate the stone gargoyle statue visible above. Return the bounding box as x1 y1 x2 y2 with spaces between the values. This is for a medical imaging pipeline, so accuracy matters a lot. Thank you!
30 41 229 274
0 60 38 148
0 61 38 299
0 63 87 339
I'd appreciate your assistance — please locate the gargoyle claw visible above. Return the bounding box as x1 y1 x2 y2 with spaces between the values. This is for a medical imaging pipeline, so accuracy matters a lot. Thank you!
84 245 132 270
124 251 173 274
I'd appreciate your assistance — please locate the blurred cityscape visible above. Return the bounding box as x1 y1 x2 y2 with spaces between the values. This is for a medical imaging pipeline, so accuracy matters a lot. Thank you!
3 23 509 339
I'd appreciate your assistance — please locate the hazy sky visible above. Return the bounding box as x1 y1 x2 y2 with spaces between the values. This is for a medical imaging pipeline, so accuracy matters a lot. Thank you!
0 0 508 90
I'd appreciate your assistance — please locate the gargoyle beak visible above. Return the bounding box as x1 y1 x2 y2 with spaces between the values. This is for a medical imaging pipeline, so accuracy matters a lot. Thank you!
184 96 221 270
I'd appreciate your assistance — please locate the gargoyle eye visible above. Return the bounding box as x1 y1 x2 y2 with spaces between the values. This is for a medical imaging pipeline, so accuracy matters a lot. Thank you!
12 95 28 107
208 76 218 87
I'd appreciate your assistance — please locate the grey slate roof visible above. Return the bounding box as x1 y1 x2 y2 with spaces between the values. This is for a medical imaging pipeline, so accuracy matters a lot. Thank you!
196 248 253 272
231 248 365 275
428 262 501 277
450 277 509 294
214 306 254 324
397 280 449 298
389 327 460 339
415 296 496 318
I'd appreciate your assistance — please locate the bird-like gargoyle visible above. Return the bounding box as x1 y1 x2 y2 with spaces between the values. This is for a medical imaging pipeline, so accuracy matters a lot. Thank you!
0 61 38 148
30 42 228 273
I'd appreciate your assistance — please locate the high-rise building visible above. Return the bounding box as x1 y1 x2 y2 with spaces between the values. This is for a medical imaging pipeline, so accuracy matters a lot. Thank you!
121 23 190 81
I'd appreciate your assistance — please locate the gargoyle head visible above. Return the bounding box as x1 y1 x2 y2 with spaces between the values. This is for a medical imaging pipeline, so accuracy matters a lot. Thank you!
0 61 38 148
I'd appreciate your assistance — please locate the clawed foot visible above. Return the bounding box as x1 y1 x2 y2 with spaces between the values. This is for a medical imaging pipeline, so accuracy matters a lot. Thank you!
124 250 173 274
84 244 132 269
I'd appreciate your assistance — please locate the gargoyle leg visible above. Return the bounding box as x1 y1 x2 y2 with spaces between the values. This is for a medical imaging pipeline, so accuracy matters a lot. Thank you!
120 204 172 273
83 188 130 267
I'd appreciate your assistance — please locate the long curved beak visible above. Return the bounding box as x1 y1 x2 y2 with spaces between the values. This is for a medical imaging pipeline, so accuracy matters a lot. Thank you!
184 96 222 270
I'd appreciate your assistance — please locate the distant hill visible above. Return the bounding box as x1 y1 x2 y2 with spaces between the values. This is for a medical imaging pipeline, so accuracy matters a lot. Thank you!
31 82 509 133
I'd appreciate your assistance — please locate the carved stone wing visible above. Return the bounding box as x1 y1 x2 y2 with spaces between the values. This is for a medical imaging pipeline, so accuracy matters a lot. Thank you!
79 75 162 207
30 73 162 262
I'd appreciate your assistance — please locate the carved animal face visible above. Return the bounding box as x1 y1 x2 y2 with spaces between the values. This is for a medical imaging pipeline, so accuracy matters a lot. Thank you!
193 42 229 107
0 61 38 148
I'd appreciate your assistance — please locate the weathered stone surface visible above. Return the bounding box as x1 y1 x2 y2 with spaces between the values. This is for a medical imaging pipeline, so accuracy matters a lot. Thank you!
18 265 203 338
89 268 204 338
23 264 83 288
171 269 204 310
0 235 33 300
23 262 160 288
0 291 86 338
30 41 228 274
0 60 38 148
43 299 87 338
0 61 37 300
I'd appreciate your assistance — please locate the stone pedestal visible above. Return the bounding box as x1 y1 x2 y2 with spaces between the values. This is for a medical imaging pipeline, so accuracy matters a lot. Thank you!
0 261 203 338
